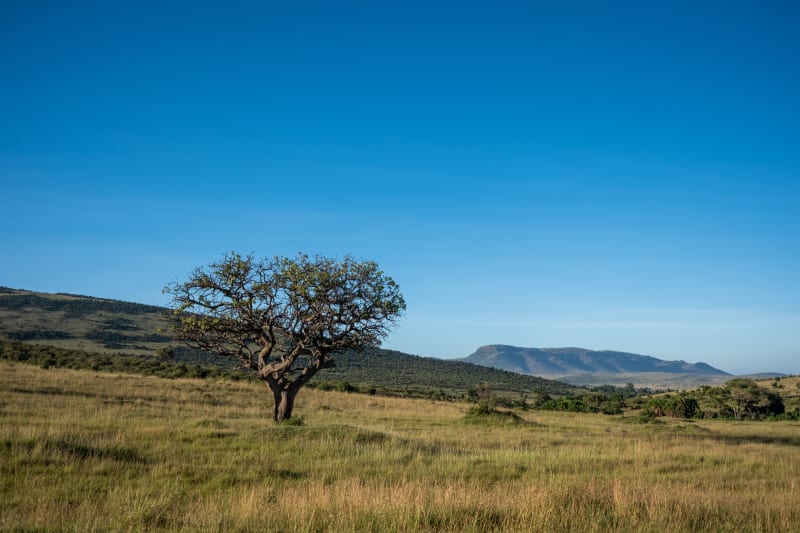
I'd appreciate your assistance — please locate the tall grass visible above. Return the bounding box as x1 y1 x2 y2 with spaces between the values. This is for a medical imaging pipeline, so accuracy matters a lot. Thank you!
1 361 798 532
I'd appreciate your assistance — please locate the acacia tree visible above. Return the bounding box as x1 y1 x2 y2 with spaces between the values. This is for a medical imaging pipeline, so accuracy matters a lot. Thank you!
721 378 784 420
164 252 405 422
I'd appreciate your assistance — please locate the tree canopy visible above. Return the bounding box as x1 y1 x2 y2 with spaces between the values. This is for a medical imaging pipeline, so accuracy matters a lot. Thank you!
164 252 405 421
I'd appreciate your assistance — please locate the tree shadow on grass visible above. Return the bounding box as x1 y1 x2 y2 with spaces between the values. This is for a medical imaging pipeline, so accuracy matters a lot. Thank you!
39 437 151 464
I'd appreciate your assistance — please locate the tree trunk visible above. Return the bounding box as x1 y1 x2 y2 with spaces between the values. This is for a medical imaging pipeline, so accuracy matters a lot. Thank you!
261 355 334 423
267 379 300 423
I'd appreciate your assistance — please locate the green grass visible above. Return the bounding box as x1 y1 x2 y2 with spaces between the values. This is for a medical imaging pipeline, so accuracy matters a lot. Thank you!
2 361 799 532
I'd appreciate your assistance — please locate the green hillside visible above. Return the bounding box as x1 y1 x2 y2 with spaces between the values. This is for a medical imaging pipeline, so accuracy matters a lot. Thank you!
0 287 581 399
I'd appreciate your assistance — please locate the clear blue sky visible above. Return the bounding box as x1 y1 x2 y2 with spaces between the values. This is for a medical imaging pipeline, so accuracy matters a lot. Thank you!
2 1 798 374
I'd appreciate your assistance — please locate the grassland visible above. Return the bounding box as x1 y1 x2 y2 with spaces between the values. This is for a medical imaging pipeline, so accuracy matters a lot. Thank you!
2 361 799 532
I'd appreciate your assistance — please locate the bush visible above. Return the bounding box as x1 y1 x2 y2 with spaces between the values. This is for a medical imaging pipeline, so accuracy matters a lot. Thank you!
644 395 698 418
467 402 498 416
540 398 591 413
463 406 528 425
282 416 305 426
336 382 358 393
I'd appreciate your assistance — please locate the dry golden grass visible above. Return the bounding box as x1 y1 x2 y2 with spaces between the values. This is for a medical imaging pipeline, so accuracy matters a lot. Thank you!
1 361 799 532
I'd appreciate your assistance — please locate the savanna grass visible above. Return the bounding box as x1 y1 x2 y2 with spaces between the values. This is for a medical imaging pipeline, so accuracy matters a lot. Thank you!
1 361 799 532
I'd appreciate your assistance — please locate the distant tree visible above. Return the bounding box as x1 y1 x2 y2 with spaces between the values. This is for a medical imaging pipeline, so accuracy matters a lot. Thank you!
155 345 174 358
164 252 405 422
645 394 698 418
721 378 784 420
468 383 498 414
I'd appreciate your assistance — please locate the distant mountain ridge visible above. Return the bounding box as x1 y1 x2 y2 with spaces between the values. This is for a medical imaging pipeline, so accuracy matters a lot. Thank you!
463 344 730 378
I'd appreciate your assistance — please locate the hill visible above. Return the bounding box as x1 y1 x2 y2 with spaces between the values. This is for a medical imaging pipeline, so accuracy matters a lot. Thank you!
463 344 731 388
0 287 581 399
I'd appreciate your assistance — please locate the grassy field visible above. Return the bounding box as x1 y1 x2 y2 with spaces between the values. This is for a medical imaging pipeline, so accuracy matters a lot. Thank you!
2 361 799 532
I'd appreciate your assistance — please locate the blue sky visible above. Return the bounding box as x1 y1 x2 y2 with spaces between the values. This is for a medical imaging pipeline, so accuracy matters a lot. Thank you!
2 1 799 374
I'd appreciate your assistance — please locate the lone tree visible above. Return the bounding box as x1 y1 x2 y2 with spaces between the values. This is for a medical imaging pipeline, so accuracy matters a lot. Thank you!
164 252 405 422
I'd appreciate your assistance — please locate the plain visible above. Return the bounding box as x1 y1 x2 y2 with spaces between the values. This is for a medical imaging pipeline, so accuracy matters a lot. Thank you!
1 361 799 532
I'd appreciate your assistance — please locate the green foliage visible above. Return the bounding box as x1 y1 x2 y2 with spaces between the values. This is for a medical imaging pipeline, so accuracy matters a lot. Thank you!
466 402 499 416
281 416 305 426
463 409 528 426
653 379 790 420
85 328 172 348
5 329 75 341
694 378 785 420
643 395 699 418
155 346 175 358
328 347 583 398
540 397 592 413
465 383 498 414
164 252 406 364
335 381 358 393
164 252 407 422
0 340 244 381
463 403 528 425
462 383 532 424
0 290 162 316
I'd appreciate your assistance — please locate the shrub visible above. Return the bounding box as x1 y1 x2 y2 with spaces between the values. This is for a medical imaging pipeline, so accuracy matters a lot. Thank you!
463 406 528 425
336 382 358 393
